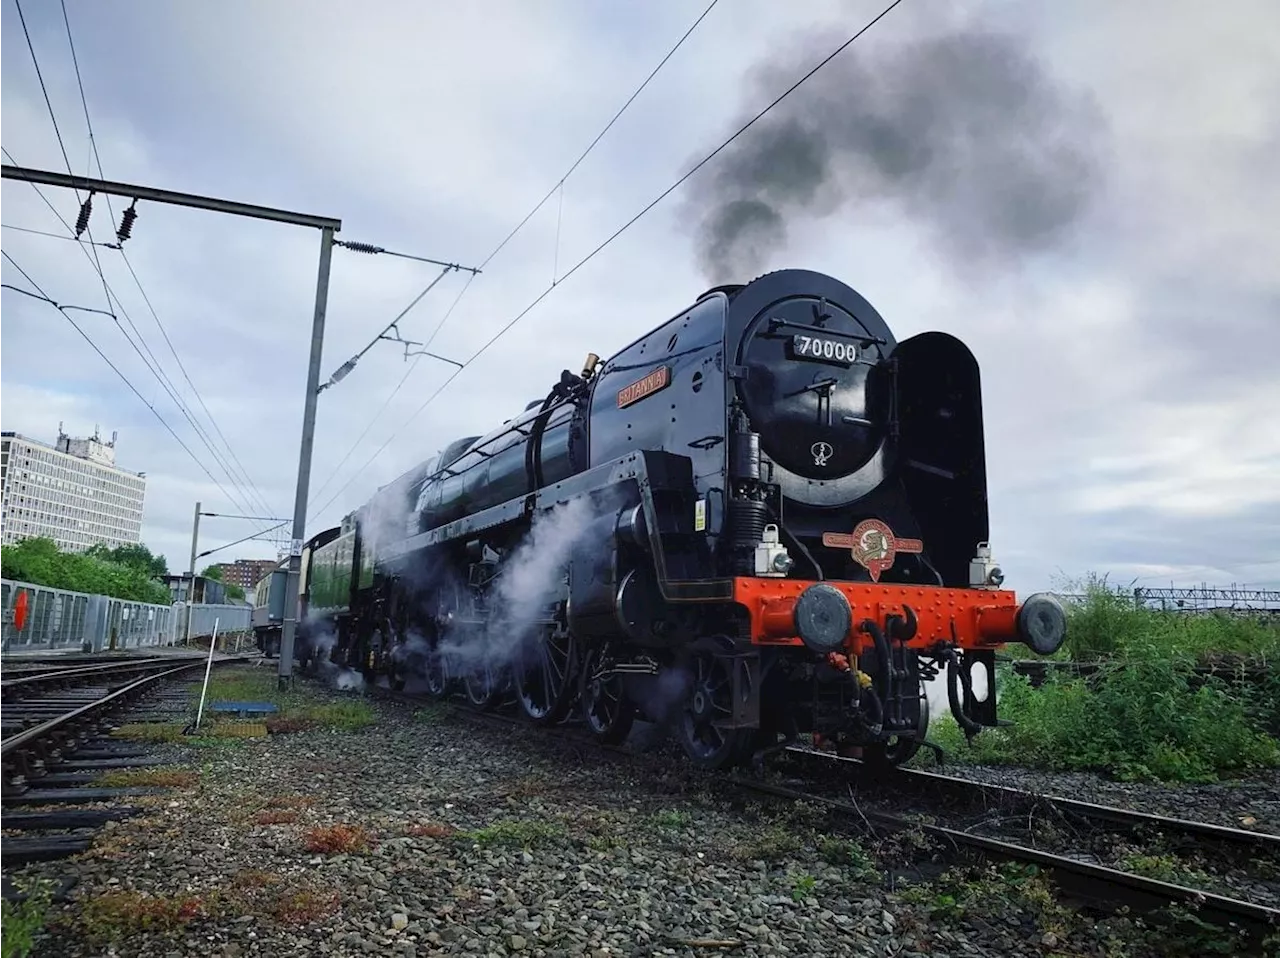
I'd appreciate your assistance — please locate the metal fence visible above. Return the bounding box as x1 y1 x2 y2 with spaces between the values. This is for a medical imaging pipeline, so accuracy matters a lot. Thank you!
1059 586 1280 617
1 578 175 653
1 579 253 653
185 602 251 640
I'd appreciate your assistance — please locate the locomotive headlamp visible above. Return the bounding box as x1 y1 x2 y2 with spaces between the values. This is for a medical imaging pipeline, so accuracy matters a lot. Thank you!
1016 592 1067 656
793 583 852 654
772 553 794 574
987 566 1005 587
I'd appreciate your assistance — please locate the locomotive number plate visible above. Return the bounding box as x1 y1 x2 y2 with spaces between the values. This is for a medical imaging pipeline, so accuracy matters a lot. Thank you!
617 364 671 408
790 334 857 367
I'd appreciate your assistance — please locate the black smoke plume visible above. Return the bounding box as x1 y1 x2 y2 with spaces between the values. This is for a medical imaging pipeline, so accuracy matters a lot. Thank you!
682 26 1108 281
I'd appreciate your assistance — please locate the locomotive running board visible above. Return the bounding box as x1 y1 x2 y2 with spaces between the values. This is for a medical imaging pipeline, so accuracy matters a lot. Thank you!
379 450 733 603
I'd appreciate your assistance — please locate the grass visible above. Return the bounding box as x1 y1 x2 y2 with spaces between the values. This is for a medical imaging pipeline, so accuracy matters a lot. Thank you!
1 878 53 958
648 809 692 831
302 824 373 854
896 861 1255 958
460 819 564 848
923 585 1280 781
77 890 211 945
1058 576 1280 664
95 769 198 788
70 872 342 946
191 667 377 733
730 824 803 862
928 661 1280 782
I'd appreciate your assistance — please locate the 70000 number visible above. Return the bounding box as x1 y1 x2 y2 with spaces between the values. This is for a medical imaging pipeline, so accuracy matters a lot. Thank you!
791 334 857 366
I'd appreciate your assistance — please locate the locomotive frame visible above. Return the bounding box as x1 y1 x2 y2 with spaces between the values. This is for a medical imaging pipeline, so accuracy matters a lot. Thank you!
254 269 1067 770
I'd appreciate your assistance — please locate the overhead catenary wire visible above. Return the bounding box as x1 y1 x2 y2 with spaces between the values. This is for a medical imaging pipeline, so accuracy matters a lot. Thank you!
11 5 281 534
13 0 77 198
307 0 722 518
310 0 907 521
307 270 479 510
1 252 261 511
55 0 282 541
8 1 284 545
1 222 117 247
2 147 276 531
196 521 291 560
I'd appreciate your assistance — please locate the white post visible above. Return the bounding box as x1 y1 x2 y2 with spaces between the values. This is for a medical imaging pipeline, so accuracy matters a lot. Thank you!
194 617 221 732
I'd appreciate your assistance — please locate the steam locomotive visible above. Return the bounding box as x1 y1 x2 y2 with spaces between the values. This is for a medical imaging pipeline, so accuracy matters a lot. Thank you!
253 268 1066 769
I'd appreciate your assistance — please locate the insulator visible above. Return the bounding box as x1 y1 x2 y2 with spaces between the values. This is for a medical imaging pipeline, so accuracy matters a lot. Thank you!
343 241 383 255
74 194 94 237
116 202 138 244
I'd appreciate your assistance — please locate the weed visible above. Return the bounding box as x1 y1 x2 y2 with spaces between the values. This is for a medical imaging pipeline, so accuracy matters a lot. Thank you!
232 869 283 889
413 704 450 724
406 822 457 838
790 873 817 901
586 833 625 852
96 769 198 788
296 701 375 731
268 888 340 925
253 809 300 825
1 877 54 958
226 871 340 927
926 660 1280 782
649 809 692 830
265 716 316 734
303 824 373 854
1117 851 1211 888
498 773 555 799
731 825 802 862
785 801 827 831
190 666 376 733
898 862 1069 933
110 722 185 743
77 890 214 946
815 836 876 876
462 819 564 848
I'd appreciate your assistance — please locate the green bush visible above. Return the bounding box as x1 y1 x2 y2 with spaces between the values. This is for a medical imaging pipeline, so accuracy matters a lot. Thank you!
1063 577 1280 664
930 663 1280 782
2 537 170 605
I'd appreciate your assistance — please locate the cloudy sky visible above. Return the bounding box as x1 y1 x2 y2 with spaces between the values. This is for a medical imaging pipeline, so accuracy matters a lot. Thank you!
2 0 1277 595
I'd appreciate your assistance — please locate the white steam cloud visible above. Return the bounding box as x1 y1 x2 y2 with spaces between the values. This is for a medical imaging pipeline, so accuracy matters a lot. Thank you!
438 496 600 676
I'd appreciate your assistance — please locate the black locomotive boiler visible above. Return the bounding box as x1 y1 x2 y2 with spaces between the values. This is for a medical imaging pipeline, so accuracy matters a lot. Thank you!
269 268 1067 769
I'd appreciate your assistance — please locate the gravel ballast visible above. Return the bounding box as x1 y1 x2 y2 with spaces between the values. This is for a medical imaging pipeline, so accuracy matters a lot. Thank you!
12 662 1270 957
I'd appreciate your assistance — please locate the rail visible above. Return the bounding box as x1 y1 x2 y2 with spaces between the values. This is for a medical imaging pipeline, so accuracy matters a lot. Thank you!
0 657 182 695
784 745 1280 850
732 776 1280 946
1 655 254 786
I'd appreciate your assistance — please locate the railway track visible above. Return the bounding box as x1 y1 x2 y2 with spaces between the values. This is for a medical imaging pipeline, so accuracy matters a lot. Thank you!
755 746 1280 945
359 673 1280 950
1 654 253 878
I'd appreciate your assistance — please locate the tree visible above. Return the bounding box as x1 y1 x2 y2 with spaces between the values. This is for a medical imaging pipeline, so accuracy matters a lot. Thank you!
2 537 171 605
85 542 168 579
200 564 224 582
